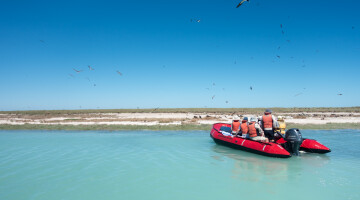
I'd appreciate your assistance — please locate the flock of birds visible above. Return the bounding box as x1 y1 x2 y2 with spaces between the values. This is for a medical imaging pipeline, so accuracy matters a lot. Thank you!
68 66 123 87
38 0 349 109
200 0 346 102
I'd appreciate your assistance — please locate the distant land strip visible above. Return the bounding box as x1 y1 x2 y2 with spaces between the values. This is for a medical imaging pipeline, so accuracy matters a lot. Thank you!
1 107 360 115
1 123 360 131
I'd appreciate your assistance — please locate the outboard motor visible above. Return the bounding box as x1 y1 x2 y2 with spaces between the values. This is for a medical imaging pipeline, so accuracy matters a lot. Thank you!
284 128 303 156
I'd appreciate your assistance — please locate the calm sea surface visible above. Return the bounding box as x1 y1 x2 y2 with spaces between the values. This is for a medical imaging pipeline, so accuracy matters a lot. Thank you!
0 130 359 200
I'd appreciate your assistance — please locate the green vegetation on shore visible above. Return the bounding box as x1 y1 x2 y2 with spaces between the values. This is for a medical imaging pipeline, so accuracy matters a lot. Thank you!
1 123 360 131
1 107 360 115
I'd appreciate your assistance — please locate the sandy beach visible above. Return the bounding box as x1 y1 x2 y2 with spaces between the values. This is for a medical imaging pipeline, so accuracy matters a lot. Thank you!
1 111 360 127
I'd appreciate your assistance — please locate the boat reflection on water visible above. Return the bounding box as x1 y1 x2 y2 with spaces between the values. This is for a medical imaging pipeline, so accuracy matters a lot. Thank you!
211 144 330 183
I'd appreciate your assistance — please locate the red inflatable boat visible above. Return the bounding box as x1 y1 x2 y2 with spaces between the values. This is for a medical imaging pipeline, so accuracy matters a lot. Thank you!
210 123 331 158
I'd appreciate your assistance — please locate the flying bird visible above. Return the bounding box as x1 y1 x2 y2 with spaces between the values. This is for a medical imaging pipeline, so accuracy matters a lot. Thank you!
39 40 46 43
212 95 215 100
282 30 285 35
276 55 281 59
294 93 303 97
225 101 229 104
286 40 291 43
68 73 74 78
116 71 123 76
277 46 281 50
151 107 160 113
280 24 283 28
236 0 250 8
191 18 201 23
338 93 343 96
86 77 96 86
250 86 253 90
73 68 83 73
352 26 355 30
88 65 94 70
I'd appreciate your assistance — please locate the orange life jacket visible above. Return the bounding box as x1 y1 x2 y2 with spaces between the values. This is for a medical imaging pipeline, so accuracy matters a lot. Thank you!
248 122 258 137
240 120 248 134
232 121 240 132
262 114 273 129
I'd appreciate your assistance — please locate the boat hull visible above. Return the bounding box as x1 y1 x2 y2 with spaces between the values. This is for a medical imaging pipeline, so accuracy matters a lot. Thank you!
211 123 331 158
211 123 291 158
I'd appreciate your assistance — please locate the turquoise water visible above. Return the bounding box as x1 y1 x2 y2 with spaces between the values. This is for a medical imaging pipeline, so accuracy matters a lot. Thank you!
0 130 359 200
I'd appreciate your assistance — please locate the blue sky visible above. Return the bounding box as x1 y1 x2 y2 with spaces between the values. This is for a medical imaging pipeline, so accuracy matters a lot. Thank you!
0 0 359 110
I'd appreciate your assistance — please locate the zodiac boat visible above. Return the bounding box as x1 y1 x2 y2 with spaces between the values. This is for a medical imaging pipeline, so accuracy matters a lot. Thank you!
210 123 331 158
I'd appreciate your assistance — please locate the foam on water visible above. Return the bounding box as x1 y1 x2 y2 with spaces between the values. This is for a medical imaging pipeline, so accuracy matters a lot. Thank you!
0 130 359 200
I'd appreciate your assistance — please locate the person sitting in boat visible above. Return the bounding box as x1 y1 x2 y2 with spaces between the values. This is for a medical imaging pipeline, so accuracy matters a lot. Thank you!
239 117 249 138
259 109 277 142
248 117 268 142
231 117 241 136
275 116 286 135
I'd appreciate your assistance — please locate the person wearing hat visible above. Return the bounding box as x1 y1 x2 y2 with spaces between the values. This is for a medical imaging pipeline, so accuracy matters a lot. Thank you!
231 117 241 135
240 117 249 138
248 117 268 142
259 109 277 142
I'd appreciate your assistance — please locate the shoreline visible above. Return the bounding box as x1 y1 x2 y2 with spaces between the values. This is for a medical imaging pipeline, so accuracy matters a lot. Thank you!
1 123 360 131
1 108 360 130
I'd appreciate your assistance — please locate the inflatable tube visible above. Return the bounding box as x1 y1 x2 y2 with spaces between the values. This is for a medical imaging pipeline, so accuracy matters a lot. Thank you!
211 123 291 158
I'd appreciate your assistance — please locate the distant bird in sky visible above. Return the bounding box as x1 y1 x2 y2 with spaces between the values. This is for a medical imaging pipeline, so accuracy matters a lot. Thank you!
225 101 229 104
213 83 215 86
280 24 283 28
302 65 306 68
116 71 122 76
39 40 46 43
234 61 237 64
73 68 83 73
88 65 94 70
191 18 201 23
338 93 343 96
86 77 96 87
294 93 303 97
236 0 249 8
352 26 355 29
286 40 291 43
282 30 285 35
250 86 253 90
68 73 74 78
276 55 280 59
278 46 281 50
212 95 215 100
152 107 160 112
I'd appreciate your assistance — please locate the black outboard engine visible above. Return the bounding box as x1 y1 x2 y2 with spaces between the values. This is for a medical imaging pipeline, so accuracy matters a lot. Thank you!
284 128 303 156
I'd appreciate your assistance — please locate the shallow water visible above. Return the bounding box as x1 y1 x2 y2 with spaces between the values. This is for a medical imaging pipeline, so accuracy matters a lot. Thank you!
0 130 359 200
